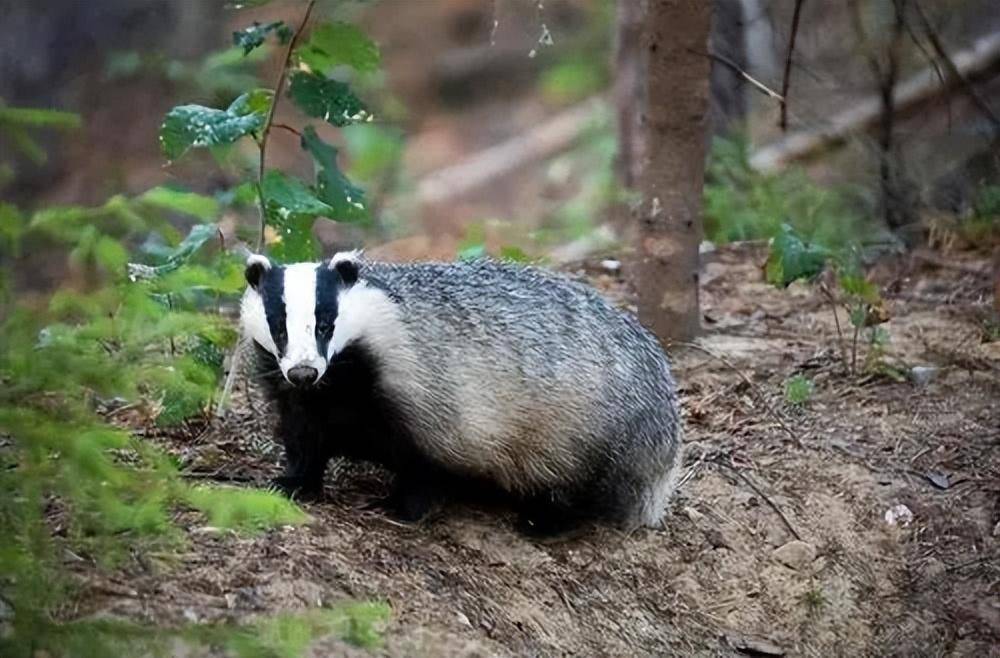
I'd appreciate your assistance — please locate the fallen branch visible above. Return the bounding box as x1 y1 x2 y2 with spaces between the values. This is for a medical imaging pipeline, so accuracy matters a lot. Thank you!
751 31 1000 172
416 97 606 206
670 341 802 447
911 250 990 276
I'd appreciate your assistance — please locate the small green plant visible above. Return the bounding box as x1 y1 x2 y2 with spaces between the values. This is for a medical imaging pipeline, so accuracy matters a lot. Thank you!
705 135 867 247
802 586 827 613
766 224 896 377
784 375 814 406
1 2 391 655
0 103 81 185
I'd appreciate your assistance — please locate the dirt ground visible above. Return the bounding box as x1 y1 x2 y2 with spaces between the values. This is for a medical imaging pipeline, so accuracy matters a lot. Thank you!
77 243 999 657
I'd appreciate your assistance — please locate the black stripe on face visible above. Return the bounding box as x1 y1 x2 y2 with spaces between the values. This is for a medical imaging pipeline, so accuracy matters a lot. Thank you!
315 265 340 357
260 266 288 355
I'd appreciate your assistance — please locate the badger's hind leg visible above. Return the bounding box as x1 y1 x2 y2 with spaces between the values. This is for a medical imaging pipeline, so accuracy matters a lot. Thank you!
516 491 589 537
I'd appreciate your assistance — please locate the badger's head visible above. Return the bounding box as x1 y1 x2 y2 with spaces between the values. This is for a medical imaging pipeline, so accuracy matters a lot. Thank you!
240 250 363 387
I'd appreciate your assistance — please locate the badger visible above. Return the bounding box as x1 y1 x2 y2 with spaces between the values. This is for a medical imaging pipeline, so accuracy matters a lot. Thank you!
241 250 682 534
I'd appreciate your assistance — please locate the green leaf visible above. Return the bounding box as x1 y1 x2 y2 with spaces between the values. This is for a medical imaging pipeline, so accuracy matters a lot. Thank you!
458 244 486 261
288 70 369 127
269 213 319 262
848 305 867 328
233 21 291 55
0 203 26 256
261 170 332 217
838 273 880 305
342 123 403 181
127 224 220 280
296 21 380 75
261 170 328 261
784 374 814 405
300 126 367 221
499 246 531 263
0 106 82 130
185 485 308 533
138 187 220 221
159 90 272 161
764 224 829 287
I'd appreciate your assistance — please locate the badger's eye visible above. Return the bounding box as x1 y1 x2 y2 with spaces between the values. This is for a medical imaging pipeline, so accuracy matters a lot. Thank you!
316 320 334 335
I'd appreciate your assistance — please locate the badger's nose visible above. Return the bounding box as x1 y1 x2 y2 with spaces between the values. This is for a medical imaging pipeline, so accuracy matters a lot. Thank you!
287 366 318 387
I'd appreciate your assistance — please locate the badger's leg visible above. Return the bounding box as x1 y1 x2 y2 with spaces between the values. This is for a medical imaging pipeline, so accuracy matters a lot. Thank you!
516 491 586 537
382 473 445 522
270 400 328 500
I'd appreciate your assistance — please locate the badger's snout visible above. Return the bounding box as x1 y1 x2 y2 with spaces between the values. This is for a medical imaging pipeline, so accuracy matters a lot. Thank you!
286 365 319 387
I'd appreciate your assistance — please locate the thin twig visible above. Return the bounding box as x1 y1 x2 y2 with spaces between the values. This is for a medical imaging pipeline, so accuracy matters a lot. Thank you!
819 283 849 373
850 320 861 375
945 551 999 572
901 9 952 131
670 341 802 447
779 0 806 130
272 123 303 137
255 0 318 252
215 333 246 418
689 49 784 102
911 0 1000 132
713 457 803 542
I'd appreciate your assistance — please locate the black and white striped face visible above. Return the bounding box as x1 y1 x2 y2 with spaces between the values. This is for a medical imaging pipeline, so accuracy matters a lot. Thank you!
240 252 361 387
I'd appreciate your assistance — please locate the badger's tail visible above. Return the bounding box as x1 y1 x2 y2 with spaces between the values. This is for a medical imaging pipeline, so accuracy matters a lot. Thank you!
638 435 684 528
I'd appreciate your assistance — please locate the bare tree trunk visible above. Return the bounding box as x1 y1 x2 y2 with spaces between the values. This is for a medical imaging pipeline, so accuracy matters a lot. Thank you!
614 0 644 187
849 0 916 237
710 0 749 136
629 0 713 344
994 244 1000 321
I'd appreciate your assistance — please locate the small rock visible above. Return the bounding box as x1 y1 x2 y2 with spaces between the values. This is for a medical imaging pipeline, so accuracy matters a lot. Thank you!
456 611 472 628
599 259 621 273
909 366 939 385
773 540 816 570
884 504 914 527
683 505 705 522
993 520 1000 537
725 632 784 656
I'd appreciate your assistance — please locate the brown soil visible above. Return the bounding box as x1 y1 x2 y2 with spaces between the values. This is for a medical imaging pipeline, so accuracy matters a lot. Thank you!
78 243 999 657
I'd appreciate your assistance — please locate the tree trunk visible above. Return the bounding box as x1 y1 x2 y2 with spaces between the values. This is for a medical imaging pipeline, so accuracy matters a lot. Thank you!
613 0 644 188
629 0 713 344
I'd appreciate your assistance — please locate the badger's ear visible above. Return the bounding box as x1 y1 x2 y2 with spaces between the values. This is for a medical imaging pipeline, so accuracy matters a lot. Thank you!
245 254 271 289
329 250 362 285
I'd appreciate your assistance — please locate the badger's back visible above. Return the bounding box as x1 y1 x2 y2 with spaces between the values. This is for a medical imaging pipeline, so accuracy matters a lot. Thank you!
357 260 682 527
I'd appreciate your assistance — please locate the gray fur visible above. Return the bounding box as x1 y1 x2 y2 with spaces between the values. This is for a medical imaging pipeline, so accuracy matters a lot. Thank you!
345 258 683 528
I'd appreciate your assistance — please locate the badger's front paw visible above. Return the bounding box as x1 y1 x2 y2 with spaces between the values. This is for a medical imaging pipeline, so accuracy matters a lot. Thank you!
366 478 440 523
271 474 323 501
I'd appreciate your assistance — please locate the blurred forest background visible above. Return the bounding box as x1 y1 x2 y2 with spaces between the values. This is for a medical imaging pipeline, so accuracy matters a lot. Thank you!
1 1 999 656
3 0 998 274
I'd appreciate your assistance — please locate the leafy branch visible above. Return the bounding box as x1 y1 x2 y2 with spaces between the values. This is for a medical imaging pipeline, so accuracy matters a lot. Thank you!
255 0 318 252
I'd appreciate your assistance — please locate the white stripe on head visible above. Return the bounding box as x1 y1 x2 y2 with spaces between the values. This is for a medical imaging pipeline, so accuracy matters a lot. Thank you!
329 281 402 359
246 253 272 270
241 287 277 356
281 262 326 380
329 249 364 268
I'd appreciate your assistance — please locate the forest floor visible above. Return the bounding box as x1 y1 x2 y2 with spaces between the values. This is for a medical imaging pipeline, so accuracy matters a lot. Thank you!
78 243 999 657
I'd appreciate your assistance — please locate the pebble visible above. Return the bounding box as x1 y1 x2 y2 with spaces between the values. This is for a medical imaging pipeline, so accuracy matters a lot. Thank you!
884 504 914 527
773 540 817 570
